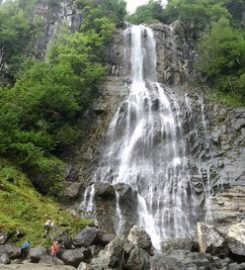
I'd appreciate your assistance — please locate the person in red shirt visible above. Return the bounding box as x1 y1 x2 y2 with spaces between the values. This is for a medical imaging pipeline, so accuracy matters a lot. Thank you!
50 240 59 259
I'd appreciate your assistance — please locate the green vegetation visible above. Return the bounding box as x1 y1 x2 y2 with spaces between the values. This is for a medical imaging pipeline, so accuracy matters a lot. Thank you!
0 0 126 243
128 0 245 105
0 0 127 194
0 159 90 246
127 0 164 24
196 18 245 100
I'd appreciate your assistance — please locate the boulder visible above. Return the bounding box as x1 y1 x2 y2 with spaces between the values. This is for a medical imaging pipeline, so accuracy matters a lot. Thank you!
77 262 93 270
62 181 82 200
0 244 20 259
90 250 109 270
61 248 91 267
196 222 228 257
106 236 126 268
220 221 245 257
39 255 64 265
29 246 47 263
73 227 98 247
161 238 196 254
151 249 245 270
125 246 150 270
0 253 10 264
95 231 115 246
0 231 8 245
56 233 72 249
127 225 152 252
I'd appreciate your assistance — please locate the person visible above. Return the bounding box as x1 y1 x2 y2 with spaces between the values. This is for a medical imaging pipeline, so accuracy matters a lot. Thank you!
20 240 30 258
50 240 59 260
44 219 54 235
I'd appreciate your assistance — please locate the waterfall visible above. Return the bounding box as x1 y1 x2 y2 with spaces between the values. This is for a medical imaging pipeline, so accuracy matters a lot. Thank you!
81 25 203 249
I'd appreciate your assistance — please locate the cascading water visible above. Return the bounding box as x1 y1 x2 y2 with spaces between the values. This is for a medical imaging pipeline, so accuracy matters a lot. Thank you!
82 25 203 249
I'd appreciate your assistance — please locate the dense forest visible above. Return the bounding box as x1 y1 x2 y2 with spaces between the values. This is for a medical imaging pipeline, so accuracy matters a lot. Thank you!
0 0 244 245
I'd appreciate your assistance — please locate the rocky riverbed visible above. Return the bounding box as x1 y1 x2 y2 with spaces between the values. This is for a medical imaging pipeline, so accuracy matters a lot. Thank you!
1 219 245 270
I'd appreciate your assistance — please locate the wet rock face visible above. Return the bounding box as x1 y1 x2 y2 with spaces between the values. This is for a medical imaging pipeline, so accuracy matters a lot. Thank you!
114 183 139 235
93 182 139 236
30 0 82 59
94 182 116 234
106 30 125 77
151 23 195 85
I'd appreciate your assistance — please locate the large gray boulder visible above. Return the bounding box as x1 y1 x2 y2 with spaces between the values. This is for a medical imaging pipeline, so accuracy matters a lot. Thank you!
90 250 109 270
73 227 98 247
90 236 126 270
95 231 115 246
106 236 126 268
61 248 91 267
196 222 228 257
126 246 150 270
127 225 152 252
217 221 245 257
0 253 10 264
56 233 72 249
62 181 82 200
0 244 20 259
29 246 47 263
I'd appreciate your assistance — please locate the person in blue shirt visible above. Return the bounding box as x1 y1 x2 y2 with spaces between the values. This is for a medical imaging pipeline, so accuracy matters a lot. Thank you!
20 241 30 257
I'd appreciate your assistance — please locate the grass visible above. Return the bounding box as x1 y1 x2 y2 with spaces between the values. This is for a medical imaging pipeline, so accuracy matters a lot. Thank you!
0 158 90 247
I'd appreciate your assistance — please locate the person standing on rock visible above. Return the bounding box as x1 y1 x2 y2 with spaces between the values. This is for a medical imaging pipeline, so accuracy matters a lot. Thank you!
50 240 59 260
44 218 54 235
20 240 30 258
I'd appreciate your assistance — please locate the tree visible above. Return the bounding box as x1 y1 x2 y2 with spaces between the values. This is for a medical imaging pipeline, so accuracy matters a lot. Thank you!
0 1 30 83
196 17 245 96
